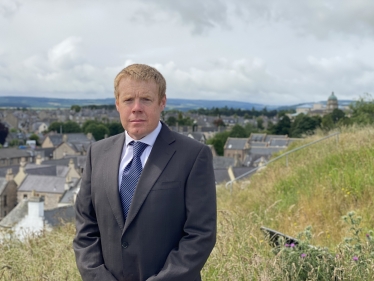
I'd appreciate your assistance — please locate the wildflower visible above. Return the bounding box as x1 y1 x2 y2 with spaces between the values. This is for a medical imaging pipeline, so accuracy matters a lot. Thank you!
301 253 306 258
285 244 290 247
290 243 295 248
353 256 359 261
366 233 370 238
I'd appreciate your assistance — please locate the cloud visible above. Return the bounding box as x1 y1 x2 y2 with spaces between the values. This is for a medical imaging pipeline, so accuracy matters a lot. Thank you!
0 0 22 18
133 0 374 38
134 0 230 34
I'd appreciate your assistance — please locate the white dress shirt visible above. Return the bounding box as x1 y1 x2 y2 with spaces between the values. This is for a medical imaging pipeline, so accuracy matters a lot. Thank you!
118 121 162 189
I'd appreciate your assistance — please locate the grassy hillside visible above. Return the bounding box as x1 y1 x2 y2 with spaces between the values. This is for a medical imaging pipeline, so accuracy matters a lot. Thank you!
1 126 374 280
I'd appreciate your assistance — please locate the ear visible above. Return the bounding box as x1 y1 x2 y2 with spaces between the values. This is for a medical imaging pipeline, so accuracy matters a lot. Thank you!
160 96 166 111
115 99 119 111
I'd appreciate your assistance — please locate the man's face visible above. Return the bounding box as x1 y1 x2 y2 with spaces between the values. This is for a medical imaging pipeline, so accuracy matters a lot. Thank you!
116 77 166 140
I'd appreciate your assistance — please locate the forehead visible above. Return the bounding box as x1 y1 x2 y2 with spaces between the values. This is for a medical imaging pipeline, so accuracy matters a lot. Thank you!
118 77 158 96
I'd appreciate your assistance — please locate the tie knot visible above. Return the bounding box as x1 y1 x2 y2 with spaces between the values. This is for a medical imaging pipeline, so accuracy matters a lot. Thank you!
131 141 148 157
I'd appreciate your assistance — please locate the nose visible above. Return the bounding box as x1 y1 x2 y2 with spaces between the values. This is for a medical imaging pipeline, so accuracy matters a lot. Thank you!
131 99 143 112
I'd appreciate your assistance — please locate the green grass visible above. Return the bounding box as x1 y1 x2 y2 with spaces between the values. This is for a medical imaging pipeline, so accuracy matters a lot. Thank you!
1 125 374 280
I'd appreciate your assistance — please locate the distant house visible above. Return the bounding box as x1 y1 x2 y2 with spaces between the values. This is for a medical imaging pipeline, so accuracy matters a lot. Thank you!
0 148 34 167
0 195 75 241
0 169 17 220
223 137 251 164
181 132 207 144
41 133 95 149
14 157 81 209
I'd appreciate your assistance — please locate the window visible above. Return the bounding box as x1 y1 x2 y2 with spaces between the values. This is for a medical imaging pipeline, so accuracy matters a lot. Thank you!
4 195 7 207
4 211 6 216
23 194 28 199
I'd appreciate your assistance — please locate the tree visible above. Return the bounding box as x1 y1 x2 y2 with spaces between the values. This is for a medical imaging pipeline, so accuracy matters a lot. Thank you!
213 118 225 127
166 116 177 126
349 94 374 125
63 121 81 133
85 124 110 141
0 122 8 145
71 105 81 113
291 114 320 137
229 124 248 138
257 117 264 130
107 122 124 136
82 120 100 133
207 131 230 156
269 114 291 135
48 121 64 133
29 133 40 145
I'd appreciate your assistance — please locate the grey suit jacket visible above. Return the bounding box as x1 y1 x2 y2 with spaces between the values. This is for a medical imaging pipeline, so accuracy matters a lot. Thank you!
73 123 217 281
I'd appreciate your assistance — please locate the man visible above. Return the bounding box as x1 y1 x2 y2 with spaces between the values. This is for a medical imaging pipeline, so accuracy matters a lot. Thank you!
73 64 216 281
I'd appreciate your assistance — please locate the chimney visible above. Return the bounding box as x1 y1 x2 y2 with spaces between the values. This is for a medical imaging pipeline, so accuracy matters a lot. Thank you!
69 158 75 170
35 154 42 165
65 177 71 191
87 132 93 140
5 169 13 181
19 157 27 172
28 193 44 218
62 134 68 143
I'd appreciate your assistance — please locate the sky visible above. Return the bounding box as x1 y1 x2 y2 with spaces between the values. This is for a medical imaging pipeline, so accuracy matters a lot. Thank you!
1 0 374 106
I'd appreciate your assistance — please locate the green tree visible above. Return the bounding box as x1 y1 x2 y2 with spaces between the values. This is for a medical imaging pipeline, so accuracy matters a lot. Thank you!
107 122 124 136
29 133 40 145
291 114 320 137
71 105 81 113
85 124 109 141
269 114 291 135
207 131 230 156
48 121 64 133
82 120 101 133
63 121 81 133
349 94 374 125
166 116 177 126
229 124 248 138
257 117 264 130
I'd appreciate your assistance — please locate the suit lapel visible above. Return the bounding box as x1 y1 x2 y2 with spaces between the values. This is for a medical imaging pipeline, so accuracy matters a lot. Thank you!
123 124 176 233
103 133 126 230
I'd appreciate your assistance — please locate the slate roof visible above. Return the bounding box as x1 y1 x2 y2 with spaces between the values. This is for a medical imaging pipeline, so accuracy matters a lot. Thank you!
0 166 19 177
0 148 32 159
225 138 249 150
232 167 255 179
0 200 75 228
249 147 286 156
42 156 86 169
35 147 55 159
214 169 230 184
0 199 28 227
17 175 66 194
250 133 266 142
269 139 289 147
265 134 288 142
59 178 80 204
44 205 75 227
213 156 235 169
24 164 69 177
48 135 63 146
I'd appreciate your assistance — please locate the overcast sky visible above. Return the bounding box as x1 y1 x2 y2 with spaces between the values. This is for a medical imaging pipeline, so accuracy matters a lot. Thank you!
1 0 374 106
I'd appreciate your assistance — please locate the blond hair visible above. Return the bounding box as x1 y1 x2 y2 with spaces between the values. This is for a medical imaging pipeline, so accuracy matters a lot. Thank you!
114 64 166 102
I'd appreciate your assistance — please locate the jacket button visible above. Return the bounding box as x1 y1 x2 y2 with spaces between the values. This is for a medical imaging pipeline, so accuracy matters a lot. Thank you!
122 242 129 249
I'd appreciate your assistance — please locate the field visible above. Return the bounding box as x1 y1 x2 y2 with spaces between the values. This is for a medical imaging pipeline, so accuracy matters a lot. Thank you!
1 126 374 280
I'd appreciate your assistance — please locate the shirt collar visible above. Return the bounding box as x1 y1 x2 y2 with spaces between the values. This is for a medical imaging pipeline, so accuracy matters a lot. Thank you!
125 121 162 147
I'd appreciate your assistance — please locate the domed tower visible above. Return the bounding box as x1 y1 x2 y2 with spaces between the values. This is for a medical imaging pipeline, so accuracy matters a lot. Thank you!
327 92 338 113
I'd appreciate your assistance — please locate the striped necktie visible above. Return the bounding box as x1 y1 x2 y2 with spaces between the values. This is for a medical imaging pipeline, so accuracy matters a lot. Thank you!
119 141 148 219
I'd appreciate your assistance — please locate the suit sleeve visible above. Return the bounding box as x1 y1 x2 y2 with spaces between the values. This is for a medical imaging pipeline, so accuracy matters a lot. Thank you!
147 145 217 281
73 146 117 281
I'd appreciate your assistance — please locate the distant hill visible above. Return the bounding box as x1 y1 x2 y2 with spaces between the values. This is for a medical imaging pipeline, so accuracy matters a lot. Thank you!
0 96 272 111
0 96 354 111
